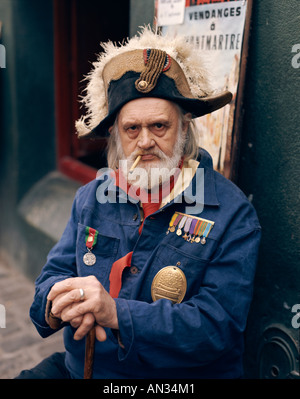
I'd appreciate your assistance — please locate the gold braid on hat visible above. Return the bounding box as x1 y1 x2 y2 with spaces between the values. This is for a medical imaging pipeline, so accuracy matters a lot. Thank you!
135 49 167 93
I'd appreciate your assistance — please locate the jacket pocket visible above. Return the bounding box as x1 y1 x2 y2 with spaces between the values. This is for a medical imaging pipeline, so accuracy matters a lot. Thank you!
140 243 209 303
76 223 120 290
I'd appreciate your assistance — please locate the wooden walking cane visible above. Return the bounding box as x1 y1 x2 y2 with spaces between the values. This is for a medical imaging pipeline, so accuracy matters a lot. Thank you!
46 298 96 379
84 326 96 379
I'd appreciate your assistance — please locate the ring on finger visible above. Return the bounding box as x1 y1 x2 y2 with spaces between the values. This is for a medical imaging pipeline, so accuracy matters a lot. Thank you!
79 288 85 301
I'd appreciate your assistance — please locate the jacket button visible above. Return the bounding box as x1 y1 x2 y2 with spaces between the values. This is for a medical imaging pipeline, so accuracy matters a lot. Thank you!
133 214 138 221
130 266 138 274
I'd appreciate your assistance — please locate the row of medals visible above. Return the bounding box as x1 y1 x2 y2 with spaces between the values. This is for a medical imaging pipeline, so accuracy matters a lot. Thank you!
167 225 206 244
166 213 213 245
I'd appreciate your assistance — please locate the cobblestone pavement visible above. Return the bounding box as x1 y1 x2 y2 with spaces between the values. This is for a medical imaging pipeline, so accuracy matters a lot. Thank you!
0 260 64 379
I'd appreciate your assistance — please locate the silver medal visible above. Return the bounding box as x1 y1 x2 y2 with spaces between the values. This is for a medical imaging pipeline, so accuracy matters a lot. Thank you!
83 251 96 266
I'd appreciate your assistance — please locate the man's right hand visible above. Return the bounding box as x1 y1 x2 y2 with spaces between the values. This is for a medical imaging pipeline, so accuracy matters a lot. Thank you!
48 277 116 342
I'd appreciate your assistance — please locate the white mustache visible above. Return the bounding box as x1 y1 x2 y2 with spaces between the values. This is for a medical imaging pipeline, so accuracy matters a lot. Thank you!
129 149 165 162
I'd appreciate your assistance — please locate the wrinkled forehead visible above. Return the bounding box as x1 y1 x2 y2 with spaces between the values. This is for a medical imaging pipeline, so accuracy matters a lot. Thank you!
116 97 183 126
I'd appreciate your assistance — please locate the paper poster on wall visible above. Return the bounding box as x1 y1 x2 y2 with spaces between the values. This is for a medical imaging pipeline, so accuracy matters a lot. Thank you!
155 0 250 177
157 0 186 26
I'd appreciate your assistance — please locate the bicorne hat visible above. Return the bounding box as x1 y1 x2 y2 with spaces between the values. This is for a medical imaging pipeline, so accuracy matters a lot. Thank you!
75 27 232 139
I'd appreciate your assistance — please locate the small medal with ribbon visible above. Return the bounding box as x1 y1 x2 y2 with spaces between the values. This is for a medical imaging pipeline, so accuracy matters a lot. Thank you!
83 227 98 266
166 212 214 244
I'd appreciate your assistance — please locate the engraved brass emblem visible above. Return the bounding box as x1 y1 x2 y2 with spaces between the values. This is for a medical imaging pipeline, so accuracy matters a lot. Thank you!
151 266 187 304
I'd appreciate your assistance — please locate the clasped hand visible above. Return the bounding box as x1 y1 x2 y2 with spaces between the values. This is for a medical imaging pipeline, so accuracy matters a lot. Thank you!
47 276 119 342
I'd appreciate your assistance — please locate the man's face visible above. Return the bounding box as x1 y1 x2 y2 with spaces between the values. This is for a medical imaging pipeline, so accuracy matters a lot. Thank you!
117 97 188 167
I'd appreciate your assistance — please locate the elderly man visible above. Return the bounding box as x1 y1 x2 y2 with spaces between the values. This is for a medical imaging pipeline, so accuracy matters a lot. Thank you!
17 28 261 379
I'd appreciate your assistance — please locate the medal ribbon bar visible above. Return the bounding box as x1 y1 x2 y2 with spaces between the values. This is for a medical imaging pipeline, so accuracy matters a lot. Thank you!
167 211 215 244
85 227 98 249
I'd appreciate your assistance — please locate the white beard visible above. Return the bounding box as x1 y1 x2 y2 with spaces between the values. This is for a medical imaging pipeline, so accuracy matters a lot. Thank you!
118 128 186 191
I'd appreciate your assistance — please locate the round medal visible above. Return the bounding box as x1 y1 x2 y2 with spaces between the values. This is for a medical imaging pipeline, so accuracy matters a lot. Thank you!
151 266 187 304
83 251 96 266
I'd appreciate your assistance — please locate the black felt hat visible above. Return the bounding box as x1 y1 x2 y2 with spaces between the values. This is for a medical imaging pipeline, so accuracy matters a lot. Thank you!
76 46 232 139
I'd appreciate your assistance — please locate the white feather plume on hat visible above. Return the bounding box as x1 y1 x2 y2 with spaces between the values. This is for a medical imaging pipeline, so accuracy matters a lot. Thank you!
75 26 214 137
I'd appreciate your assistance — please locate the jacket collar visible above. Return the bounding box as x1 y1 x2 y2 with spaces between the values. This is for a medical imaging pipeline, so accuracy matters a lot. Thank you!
198 147 220 206
160 148 219 208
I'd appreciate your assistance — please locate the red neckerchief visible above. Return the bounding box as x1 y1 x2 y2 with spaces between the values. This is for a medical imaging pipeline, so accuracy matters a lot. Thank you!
109 158 184 298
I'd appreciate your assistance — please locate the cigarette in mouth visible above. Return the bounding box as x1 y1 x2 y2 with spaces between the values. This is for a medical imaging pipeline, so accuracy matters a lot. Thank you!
129 155 141 173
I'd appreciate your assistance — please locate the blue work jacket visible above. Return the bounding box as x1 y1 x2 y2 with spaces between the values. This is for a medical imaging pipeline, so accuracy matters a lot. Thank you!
30 148 261 379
